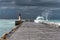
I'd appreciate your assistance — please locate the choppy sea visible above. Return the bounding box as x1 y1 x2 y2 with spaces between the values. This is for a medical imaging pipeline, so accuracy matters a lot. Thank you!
0 19 16 38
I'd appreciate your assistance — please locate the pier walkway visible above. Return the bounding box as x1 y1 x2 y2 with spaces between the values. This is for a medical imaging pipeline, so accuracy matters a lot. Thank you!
8 22 60 40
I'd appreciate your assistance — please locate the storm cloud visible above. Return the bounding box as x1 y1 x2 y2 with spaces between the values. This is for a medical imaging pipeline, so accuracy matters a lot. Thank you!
0 0 60 19
0 0 60 8
15 0 60 8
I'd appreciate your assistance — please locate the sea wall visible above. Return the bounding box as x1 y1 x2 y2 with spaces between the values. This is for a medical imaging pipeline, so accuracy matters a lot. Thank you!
0 20 60 40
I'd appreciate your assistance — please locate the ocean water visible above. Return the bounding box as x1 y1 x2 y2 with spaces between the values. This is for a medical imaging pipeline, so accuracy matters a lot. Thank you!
0 19 16 38
48 20 60 25
49 20 60 23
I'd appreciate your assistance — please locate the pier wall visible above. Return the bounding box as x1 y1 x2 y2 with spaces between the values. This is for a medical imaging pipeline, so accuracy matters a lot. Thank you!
0 20 60 40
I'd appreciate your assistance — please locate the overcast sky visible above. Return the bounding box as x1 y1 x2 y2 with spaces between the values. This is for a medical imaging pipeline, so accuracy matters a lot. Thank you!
15 0 60 3
0 0 60 9
14 0 60 8
0 0 60 7
0 0 60 19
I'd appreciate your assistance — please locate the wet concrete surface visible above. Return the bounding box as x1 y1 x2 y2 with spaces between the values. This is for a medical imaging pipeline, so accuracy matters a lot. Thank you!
8 22 60 40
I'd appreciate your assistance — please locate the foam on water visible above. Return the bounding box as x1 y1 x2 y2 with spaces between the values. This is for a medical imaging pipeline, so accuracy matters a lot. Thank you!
49 20 60 25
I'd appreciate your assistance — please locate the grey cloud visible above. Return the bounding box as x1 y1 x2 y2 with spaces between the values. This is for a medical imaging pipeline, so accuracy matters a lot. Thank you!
0 0 13 2
15 0 60 8
2 0 60 8
40 0 60 2
15 0 60 4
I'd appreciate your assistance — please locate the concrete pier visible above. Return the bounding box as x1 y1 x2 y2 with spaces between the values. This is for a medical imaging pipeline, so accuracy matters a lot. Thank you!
7 22 60 40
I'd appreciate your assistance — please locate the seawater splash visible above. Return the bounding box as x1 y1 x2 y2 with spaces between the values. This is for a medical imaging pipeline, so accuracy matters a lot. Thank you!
42 9 52 20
